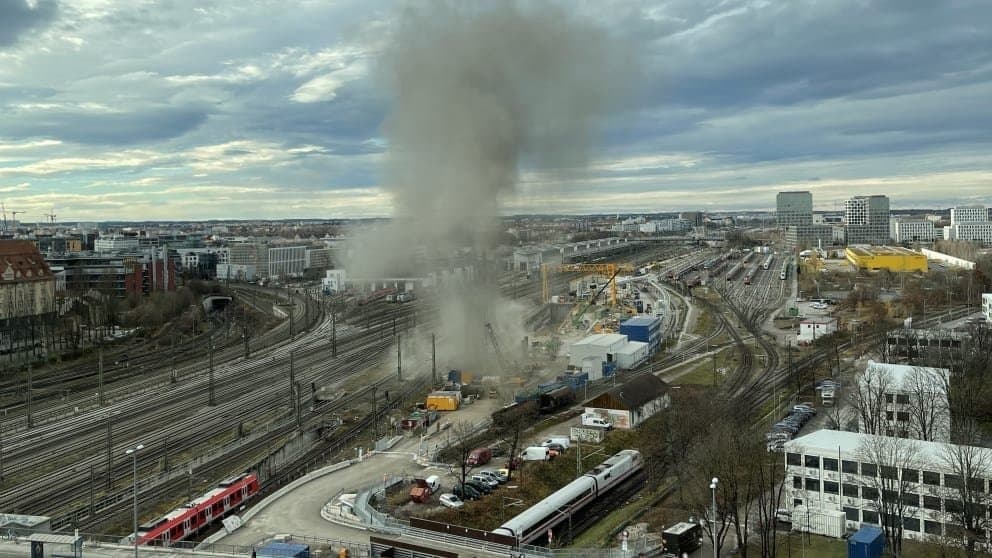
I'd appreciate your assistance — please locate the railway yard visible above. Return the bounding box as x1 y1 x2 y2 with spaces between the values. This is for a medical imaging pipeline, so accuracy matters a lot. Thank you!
0 239 981 558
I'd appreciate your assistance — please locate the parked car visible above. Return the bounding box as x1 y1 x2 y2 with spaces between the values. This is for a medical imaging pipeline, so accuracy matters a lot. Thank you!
539 436 571 450
464 479 493 495
452 484 481 500
545 443 567 456
773 422 799 434
519 446 551 461
439 493 464 509
478 470 507 484
776 509 793 524
471 474 499 489
466 447 492 466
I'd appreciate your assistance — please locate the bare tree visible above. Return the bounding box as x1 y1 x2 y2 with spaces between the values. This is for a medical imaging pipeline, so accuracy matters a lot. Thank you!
848 363 894 436
903 366 950 442
449 421 477 490
682 421 738 558
939 426 992 556
492 405 535 482
754 450 787 558
857 435 921 556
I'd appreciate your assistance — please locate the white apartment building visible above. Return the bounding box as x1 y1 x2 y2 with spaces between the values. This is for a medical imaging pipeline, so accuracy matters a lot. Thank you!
950 205 987 225
94 235 139 252
942 222 992 245
983 293 992 324
857 361 950 442
785 429 992 542
889 219 935 243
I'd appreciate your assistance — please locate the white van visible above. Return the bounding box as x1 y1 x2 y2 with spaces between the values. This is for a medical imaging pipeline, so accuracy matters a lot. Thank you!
539 436 571 450
425 475 441 493
519 446 551 461
581 414 613 430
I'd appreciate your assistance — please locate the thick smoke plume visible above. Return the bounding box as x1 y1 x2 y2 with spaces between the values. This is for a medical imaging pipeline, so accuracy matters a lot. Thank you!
348 1 627 375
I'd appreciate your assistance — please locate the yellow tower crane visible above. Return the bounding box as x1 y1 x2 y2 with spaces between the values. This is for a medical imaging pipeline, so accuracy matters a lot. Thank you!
541 263 635 305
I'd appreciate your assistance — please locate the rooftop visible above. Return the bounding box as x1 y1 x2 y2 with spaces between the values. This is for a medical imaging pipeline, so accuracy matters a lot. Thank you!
0 240 52 284
861 360 949 391
621 316 661 327
784 429 991 465
572 333 628 347
589 373 669 410
846 245 922 257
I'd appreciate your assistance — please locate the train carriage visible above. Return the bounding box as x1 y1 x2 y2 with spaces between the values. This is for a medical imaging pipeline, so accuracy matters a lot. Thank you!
136 473 260 546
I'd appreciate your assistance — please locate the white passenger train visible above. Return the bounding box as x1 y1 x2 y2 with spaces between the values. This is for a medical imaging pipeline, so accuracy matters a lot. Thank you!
492 450 643 545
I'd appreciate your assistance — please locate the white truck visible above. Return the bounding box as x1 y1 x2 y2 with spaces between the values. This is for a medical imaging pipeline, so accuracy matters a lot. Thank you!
519 446 551 461
581 413 613 430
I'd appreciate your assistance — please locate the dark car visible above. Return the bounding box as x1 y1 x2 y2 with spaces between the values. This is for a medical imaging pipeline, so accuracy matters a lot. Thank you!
464 479 493 495
546 443 567 456
452 484 481 500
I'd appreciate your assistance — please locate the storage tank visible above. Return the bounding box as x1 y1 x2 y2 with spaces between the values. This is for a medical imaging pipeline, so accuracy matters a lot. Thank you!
847 526 884 558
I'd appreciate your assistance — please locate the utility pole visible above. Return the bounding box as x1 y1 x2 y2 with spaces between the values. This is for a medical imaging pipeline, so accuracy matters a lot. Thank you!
294 382 302 430
89 465 95 517
170 333 177 383
106 413 113 490
788 339 797 398
243 319 250 359
331 308 338 358
208 340 216 406
289 350 296 405
163 437 169 473
396 334 402 381
26 363 33 429
0 424 4 482
392 317 396 338
371 386 378 441
431 333 437 387
98 348 106 403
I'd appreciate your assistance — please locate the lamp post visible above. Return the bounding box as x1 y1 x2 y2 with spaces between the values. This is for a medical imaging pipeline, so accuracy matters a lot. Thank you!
125 444 144 558
710 477 719 558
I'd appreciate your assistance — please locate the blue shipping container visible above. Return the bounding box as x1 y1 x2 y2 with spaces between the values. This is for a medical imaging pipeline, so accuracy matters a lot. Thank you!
847 526 884 558
258 542 310 558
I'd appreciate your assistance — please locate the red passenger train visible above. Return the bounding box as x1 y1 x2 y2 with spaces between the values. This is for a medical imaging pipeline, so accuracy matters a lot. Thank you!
136 473 260 546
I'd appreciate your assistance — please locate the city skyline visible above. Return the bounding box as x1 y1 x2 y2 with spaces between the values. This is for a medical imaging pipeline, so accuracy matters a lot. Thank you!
1 1 992 220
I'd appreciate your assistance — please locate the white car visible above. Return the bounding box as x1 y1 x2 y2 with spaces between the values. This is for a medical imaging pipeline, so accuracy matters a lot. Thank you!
811 302 828 310
439 493 464 509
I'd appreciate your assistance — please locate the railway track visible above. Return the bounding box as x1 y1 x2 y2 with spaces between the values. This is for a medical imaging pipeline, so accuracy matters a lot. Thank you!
0 299 420 518
0 286 316 421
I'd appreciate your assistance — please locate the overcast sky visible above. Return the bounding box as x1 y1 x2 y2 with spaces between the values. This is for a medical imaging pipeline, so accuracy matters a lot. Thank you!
1 0 991 221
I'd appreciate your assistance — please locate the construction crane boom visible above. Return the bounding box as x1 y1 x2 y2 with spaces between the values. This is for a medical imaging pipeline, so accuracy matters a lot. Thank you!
541 262 635 305
484 322 513 376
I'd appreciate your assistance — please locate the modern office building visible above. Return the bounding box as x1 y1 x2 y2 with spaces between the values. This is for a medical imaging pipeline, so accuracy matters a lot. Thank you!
94 234 140 252
784 224 834 248
950 205 987 225
845 195 890 245
785 429 991 541
776 191 814 227
942 222 992 245
889 219 935 243
267 245 306 278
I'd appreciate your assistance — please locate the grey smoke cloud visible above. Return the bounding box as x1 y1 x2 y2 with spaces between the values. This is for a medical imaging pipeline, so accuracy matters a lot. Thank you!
349 0 631 373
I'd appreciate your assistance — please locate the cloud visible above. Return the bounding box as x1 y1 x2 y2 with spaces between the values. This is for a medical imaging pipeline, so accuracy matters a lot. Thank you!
0 0 57 48
0 0 989 219
0 181 29 192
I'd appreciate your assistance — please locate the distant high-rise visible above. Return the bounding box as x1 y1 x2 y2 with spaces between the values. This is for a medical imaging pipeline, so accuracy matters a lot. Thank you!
844 195 890 245
944 204 992 245
950 205 987 225
776 191 813 228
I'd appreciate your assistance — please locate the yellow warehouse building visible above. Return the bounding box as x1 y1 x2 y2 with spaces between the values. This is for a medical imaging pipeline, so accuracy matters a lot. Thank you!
845 246 928 273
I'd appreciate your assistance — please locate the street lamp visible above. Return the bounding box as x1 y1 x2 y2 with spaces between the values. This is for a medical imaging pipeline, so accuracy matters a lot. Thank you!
125 444 144 558
710 477 719 558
